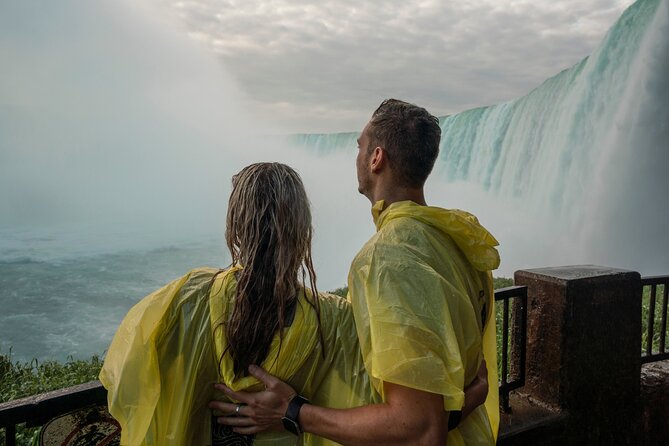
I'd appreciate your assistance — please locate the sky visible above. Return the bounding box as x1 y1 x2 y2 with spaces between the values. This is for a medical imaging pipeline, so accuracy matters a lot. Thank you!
0 0 636 135
156 0 636 132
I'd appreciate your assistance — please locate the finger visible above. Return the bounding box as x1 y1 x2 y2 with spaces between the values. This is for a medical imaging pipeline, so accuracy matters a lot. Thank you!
247 364 281 388
214 383 255 404
234 426 267 435
216 416 255 427
208 401 239 414
214 383 229 391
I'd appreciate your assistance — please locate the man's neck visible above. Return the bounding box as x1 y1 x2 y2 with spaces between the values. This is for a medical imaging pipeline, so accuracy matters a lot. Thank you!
369 186 427 208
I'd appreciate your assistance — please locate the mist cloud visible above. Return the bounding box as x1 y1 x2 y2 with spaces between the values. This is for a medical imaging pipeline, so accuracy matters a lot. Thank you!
161 0 634 132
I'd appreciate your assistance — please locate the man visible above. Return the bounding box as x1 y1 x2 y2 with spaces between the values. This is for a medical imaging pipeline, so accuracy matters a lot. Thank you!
211 99 500 445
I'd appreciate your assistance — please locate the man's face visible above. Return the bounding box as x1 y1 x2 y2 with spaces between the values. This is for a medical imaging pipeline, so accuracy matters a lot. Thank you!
356 122 373 197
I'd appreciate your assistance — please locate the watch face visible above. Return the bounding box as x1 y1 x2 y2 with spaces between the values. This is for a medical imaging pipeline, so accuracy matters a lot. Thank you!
282 416 300 435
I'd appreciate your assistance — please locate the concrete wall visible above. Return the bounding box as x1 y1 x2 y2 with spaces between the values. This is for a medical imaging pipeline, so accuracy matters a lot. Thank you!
496 265 661 445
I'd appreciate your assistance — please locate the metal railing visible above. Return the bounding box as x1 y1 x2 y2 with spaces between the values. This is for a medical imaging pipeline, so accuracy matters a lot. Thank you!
641 275 669 364
494 285 528 413
0 380 107 446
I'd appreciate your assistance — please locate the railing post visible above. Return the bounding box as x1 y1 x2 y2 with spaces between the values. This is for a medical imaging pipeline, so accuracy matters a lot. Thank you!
647 284 657 356
6 425 16 446
501 296 510 411
660 284 668 353
509 288 527 395
514 265 641 445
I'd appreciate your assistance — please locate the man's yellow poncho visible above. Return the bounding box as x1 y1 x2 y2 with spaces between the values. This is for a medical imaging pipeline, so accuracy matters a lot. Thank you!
348 200 500 445
100 267 376 445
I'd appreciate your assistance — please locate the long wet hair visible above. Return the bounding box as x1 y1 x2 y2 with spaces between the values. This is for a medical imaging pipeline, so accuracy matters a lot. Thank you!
222 162 323 376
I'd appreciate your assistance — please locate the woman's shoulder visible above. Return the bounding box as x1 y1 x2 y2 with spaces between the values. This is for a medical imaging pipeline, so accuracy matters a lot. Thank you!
177 266 238 298
314 291 354 329
137 267 230 318
316 291 349 309
181 266 223 287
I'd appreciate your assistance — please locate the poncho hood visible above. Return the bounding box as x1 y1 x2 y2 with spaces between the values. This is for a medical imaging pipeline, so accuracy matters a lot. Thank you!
372 200 500 272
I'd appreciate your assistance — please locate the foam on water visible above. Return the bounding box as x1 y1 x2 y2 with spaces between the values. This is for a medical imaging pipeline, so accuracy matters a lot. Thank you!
0 240 228 362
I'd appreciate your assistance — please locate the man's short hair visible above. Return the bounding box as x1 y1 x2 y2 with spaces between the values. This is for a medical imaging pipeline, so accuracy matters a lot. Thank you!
368 99 441 188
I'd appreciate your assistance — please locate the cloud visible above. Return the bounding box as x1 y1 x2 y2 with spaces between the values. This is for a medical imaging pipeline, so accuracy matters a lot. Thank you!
0 0 273 232
159 0 635 132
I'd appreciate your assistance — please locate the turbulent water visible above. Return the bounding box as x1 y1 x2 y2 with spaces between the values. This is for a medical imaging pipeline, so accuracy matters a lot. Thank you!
1 0 667 362
0 228 227 362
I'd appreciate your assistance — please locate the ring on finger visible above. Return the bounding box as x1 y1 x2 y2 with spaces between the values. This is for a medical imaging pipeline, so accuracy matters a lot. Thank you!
235 404 243 415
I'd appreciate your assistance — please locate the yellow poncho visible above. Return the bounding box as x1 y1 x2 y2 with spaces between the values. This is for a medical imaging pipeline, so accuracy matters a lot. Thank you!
100 267 376 446
348 200 500 445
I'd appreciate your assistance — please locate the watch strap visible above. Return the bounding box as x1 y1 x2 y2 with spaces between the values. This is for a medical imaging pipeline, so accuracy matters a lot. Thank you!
447 410 462 431
282 394 309 435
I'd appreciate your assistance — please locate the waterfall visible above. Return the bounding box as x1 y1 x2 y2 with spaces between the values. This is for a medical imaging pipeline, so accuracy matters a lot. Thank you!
289 0 669 276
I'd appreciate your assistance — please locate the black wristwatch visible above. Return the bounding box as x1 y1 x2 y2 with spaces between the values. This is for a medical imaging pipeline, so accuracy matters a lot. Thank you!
281 394 309 435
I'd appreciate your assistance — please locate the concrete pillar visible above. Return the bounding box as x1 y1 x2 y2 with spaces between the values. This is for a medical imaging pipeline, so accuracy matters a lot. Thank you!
515 265 641 445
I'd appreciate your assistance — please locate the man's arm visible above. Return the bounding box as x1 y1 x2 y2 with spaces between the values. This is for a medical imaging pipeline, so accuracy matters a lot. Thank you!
210 365 449 446
298 382 447 446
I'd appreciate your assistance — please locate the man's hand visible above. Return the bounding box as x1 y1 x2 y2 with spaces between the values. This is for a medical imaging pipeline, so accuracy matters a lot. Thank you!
209 364 452 444
461 360 489 421
208 365 296 435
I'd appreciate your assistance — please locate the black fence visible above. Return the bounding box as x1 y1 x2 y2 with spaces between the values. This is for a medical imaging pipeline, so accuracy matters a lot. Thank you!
0 381 107 446
494 285 528 413
641 275 669 364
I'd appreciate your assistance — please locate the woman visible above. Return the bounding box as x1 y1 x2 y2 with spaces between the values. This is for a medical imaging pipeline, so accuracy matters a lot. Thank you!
100 162 488 445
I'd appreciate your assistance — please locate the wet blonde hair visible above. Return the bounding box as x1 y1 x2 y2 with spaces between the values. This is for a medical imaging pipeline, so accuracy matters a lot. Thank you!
223 162 322 375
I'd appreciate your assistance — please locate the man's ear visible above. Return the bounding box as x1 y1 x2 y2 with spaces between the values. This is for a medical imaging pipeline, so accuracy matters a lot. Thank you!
370 147 386 173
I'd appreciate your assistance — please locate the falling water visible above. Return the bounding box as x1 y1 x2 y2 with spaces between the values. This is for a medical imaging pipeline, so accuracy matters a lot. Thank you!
289 0 669 276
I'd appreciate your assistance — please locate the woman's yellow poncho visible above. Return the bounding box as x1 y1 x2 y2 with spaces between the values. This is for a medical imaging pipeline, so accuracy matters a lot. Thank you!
100 267 376 445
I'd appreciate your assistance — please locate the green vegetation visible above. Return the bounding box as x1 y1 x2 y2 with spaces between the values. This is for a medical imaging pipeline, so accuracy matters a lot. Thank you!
495 279 516 380
641 284 668 356
328 286 348 298
0 353 103 402
493 277 514 289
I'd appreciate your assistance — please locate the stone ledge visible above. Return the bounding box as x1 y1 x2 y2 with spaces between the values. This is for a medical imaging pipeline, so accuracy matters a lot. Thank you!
641 360 669 446
498 392 566 446
518 264 638 284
